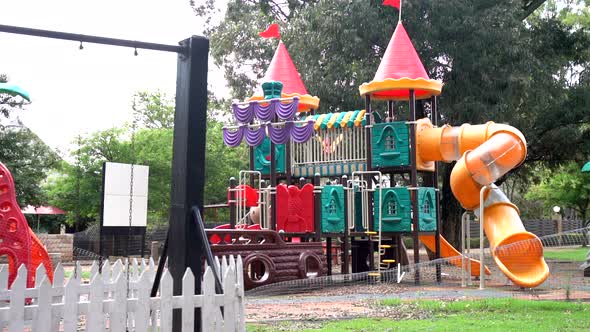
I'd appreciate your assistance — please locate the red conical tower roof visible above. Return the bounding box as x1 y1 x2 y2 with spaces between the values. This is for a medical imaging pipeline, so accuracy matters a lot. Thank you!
264 41 309 95
360 21 442 100
250 41 320 111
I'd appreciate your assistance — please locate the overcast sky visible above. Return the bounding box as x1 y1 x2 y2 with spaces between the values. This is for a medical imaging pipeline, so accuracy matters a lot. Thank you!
1 0 227 153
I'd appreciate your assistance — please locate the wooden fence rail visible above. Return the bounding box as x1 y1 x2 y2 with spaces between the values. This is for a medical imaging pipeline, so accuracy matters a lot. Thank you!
0 256 245 331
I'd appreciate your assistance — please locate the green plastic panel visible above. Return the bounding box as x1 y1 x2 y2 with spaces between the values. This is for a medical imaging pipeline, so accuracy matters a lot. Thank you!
418 187 437 231
321 185 345 233
374 187 412 232
371 121 410 168
253 137 285 174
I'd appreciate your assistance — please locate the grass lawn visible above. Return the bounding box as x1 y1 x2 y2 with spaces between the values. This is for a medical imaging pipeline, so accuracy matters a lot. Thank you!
63 270 92 279
248 298 590 331
544 247 589 262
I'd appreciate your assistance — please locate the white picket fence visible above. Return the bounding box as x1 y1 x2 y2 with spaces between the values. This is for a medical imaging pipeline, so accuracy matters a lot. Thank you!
0 256 245 331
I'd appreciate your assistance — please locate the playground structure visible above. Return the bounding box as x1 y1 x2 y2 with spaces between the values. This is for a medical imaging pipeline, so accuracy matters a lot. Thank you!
0 162 53 288
213 17 550 290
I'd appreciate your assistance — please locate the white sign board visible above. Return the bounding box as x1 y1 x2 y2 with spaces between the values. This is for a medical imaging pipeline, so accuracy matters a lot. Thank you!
102 162 149 227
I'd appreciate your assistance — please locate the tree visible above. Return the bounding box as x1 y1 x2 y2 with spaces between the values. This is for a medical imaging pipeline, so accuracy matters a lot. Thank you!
195 0 590 246
0 74 27 121
1 74 59 207
526 162 590 226
45 91 247 227
0 127 60 206
132 91 175 129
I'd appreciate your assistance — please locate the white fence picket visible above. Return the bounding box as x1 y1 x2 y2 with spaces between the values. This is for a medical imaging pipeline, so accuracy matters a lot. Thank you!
236 256 245 331
134 271 151 332
110 272 127 331
0 256 245 331
9 265 26 332
35 264 47 288
90 261 99 279
52 263 65 331
87 274 104 332
201 266 216 332
0 265 7 290
182 268 196 332
33 277 52 332
159 270 173 332
63 269 80 332
223 266 237 332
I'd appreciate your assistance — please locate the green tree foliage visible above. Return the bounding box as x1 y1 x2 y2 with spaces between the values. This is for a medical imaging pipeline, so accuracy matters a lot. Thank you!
195 0 590 245
1 74 59 207
45 91 246 228
0 127 59 206
0 74 26 120
526 162 590 226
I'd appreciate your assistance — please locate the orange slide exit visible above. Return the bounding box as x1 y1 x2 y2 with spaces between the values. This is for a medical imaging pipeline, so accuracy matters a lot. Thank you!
419 234 491 277
416 118 549 288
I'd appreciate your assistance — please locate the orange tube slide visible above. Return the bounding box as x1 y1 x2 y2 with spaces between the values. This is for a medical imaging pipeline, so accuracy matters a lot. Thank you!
416 118 549 288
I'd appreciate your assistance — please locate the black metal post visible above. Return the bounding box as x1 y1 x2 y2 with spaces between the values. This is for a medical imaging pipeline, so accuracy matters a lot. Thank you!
431 96 442 282
409 89 420 285
168 36 209 332
326 238 332 275
313 173 321 242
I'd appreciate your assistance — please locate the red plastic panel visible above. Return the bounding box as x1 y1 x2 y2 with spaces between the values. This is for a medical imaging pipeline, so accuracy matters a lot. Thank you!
227 185 259 207
0 162 53 288
276 184 315 232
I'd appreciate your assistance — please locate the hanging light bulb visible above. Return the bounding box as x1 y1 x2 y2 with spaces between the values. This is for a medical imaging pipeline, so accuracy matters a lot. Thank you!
134 47 138 56
79 41 84 50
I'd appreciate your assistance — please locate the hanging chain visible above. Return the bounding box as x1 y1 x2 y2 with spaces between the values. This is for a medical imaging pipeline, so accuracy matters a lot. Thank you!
125 114 137 331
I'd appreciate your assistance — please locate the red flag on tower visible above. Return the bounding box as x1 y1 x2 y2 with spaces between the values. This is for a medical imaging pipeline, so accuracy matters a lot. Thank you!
383 0 401 9
259 23 281 39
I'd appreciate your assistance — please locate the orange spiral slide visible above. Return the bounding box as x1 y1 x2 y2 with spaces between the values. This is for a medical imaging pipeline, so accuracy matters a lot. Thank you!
416 118 549 288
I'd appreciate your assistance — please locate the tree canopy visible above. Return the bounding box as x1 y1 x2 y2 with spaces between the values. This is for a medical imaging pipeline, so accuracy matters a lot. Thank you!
0 74 59 207
45 91 247 228
195 0 590 245
526 162 590 226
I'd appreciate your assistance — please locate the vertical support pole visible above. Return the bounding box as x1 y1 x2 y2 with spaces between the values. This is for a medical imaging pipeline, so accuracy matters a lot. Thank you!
249 146 255 187
140 227 146 258
270 140 277 231
461 212 467 287
387 100 394 120
479 186 486 290
408 89 420 285
313 173 321 242
342 175 350 274
168 36 208 332
326 238 332 276
364 95 373 179
431 96 441 283
260 180 266 229
229 177 237 229
99 162 107 259
364 95 375 270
